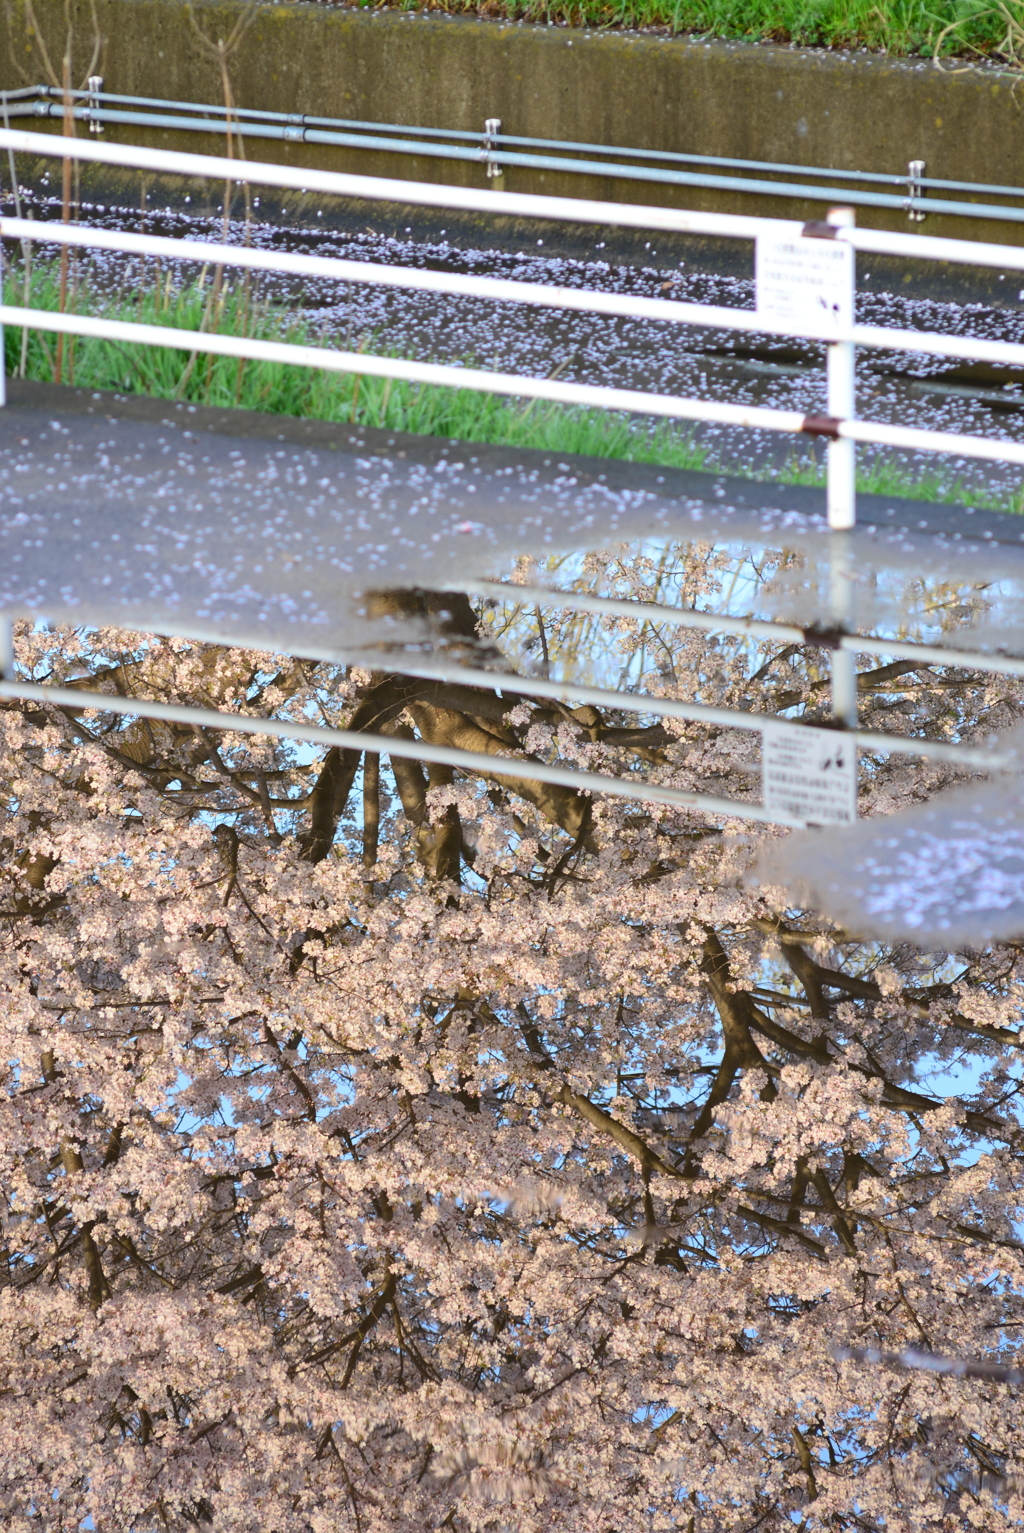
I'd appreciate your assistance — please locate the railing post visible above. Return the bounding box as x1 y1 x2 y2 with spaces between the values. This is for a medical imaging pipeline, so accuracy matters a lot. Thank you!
87 76 104 135
825 207 857 725
483 118 502 182
906 159 926 223
826 206 855 531
829 561 857 726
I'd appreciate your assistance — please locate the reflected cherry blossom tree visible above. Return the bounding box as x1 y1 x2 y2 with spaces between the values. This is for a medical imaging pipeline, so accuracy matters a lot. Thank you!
2 543 1024 1531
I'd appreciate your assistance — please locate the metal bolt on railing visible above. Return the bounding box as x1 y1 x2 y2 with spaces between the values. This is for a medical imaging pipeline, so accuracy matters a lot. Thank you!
483 118 502 181
906 159 927 222
87 76 104 135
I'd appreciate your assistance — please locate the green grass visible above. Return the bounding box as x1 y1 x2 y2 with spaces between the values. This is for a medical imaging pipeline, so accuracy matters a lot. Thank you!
378 0 1023 62
758 446 1023 513
4 261 1017 512
3 264 717 469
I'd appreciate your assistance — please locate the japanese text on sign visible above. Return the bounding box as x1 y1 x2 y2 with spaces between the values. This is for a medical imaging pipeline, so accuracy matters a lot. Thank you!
755 235 854 338
762 723 858 826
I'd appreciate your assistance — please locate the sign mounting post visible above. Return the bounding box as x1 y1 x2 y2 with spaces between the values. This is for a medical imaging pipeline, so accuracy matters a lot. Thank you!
756 209 856 530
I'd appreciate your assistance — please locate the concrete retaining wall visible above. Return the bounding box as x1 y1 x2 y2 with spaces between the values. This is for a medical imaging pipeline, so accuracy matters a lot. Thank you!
3 0 1023 248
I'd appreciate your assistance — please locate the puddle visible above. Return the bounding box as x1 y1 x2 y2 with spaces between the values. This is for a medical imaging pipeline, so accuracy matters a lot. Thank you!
699 343 819 377
6 374 1024 668
761 772 1024 946
875 359 1024 413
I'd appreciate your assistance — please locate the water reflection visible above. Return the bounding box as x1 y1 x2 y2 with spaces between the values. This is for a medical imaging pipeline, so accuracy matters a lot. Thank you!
9 174 1024 1533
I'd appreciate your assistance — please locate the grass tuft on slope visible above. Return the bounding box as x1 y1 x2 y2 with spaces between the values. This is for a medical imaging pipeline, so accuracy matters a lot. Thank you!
3 264 715 467
366 0 1024 63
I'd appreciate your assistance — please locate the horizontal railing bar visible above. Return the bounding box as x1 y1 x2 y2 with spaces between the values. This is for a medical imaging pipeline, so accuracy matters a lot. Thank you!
919 174 1024 198
8 100 507 151
848 225 1024 272
21 87 493 142
0 679 800 826
15 85 1024 202
14 104 1024 225
455 579 808 643
177 108 481 145
460 579 1024 681
848 325 1024 367
0 215 779 332
842 633 1024 677
0 643 1004 788
485 135 910 185
15 103 510 167
493 147 1024 202
382 654 1013 769
0 127 811 243
350 656 790 733
849 731 1009 765
0 302 809 432
10 218 1024 368
8 127 1024 271
6 303 1024 466
838 416 1024 464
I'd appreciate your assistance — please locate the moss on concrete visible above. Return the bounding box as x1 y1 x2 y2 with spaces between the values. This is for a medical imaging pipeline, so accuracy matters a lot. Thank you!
4 0 1024 245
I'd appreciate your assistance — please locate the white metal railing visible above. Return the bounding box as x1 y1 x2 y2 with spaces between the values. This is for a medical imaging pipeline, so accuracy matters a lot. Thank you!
7 129 1024 523
0 680 800 825
2 127 1024 827
5 218 1024 484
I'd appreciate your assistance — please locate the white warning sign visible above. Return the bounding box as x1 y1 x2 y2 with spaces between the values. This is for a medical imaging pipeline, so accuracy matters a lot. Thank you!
756 234 854 338
762 724 857 826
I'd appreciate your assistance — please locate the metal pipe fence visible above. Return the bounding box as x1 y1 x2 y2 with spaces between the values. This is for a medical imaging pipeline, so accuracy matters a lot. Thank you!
2 127 1023 825
4 84 1024 229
